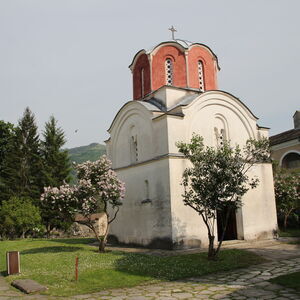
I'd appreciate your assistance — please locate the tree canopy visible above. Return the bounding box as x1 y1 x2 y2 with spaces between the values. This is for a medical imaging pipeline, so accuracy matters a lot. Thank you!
177 134 270 259
41 155 125 251
274 168 300 230
1 107 44 202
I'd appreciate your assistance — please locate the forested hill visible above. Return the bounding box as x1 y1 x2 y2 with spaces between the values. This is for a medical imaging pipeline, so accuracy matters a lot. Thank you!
67 143 106 164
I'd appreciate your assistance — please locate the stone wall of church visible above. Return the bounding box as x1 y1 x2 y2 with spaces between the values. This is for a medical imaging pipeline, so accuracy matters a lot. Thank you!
132 53 151 100
241 163 278 240
168 157 212 249
131 42 219 100
107 87 278 249
151 45 187 91
109 104 156 169
109 158 174 249
168 159 277 247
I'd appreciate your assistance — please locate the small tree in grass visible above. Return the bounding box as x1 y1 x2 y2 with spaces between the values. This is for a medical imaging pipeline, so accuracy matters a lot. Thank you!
176 134 270 260
41 156 125 252
0 197 42 239
274 169 300 230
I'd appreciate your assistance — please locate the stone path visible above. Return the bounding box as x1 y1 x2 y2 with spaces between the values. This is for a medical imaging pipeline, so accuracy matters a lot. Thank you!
0 239 299 299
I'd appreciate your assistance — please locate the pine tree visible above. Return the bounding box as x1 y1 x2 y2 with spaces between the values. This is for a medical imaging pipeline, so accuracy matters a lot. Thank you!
40 116 71 234
0 121 15 204
41 116 71 187
2 107 44 202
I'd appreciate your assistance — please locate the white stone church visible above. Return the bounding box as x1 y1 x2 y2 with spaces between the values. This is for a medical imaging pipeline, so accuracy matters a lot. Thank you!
105 38 278 249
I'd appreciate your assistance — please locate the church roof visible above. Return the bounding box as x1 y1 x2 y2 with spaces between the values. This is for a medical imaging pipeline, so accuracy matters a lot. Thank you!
143 86 259 120
129 40 220 70
145 93 199 112
147 39 193 52
108 86 261 132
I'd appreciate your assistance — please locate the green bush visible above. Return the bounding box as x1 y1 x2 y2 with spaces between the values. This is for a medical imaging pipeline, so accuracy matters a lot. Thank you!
0 196 42 239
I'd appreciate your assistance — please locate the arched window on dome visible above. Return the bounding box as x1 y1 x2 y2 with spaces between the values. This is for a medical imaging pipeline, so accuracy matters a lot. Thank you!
165 58 173 86
198 60 205 91
141 68 145 98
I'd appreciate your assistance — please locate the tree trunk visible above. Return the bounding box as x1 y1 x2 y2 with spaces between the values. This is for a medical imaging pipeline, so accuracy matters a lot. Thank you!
215 207 232 258
283 214 288 230
46 224 51 238
98 225 109 253
98 238 106 252
207 234 216 260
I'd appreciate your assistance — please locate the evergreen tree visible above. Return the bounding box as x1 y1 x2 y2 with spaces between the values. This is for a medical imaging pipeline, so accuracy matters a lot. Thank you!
40 116 71 234
41 116 71 187
0 121 15 203
2 107 44 202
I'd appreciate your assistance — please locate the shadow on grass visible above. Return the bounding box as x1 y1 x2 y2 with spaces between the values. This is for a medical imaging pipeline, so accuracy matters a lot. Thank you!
113 249 267 281
279 228 300 238
44 238 96 245
21 246 82 254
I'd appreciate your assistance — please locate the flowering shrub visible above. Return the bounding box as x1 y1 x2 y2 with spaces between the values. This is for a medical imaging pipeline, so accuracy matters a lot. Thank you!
41 155 125 251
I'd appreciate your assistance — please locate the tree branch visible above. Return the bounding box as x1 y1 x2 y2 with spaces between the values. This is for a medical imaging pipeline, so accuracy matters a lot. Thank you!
108 206 120 224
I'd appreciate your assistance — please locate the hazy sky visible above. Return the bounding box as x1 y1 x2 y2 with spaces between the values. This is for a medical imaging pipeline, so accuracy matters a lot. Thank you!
1 0 299 148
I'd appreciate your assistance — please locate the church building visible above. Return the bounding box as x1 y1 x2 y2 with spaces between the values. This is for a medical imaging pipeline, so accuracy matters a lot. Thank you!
106 37 278 249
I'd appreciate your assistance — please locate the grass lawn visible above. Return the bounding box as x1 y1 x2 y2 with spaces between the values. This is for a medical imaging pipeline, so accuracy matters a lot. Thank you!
270 271 300 291
0 238 266 297
279 228 300 238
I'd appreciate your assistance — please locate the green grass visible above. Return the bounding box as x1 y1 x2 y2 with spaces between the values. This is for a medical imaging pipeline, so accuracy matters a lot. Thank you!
270 271 300 291
279 228 300 238
0 238 266 297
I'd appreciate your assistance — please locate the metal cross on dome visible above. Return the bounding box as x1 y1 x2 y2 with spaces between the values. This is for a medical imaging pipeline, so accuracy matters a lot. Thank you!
168 25 177 40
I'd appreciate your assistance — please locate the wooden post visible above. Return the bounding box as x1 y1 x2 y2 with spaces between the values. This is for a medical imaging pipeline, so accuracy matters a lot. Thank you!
75 257 78 281
6 251 20 275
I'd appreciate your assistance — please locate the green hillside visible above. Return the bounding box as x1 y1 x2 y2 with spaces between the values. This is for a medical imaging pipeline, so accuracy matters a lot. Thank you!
67 143 106 164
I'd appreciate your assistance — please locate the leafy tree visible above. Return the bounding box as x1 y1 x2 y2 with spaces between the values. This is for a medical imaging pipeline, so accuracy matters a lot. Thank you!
2 108 44 202
0 196 42 239
274 169 300 230
0 121 15 203
41 156 125 252
176 134 270 260
40 116 71 234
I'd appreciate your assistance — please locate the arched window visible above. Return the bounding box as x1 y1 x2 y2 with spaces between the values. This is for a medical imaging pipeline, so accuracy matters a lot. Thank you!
198 60 205 91
214 127 226 146
165 58 173 85
130 135 138 163
219 129 226 146
281 152 300 169
141 68 145 98
214 116 228 147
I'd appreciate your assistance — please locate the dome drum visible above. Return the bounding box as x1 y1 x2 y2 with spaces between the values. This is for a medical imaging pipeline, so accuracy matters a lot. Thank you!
131 41 219 100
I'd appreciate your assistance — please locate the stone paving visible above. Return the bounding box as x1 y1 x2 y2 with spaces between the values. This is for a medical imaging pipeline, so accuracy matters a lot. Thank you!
0 239 299 299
